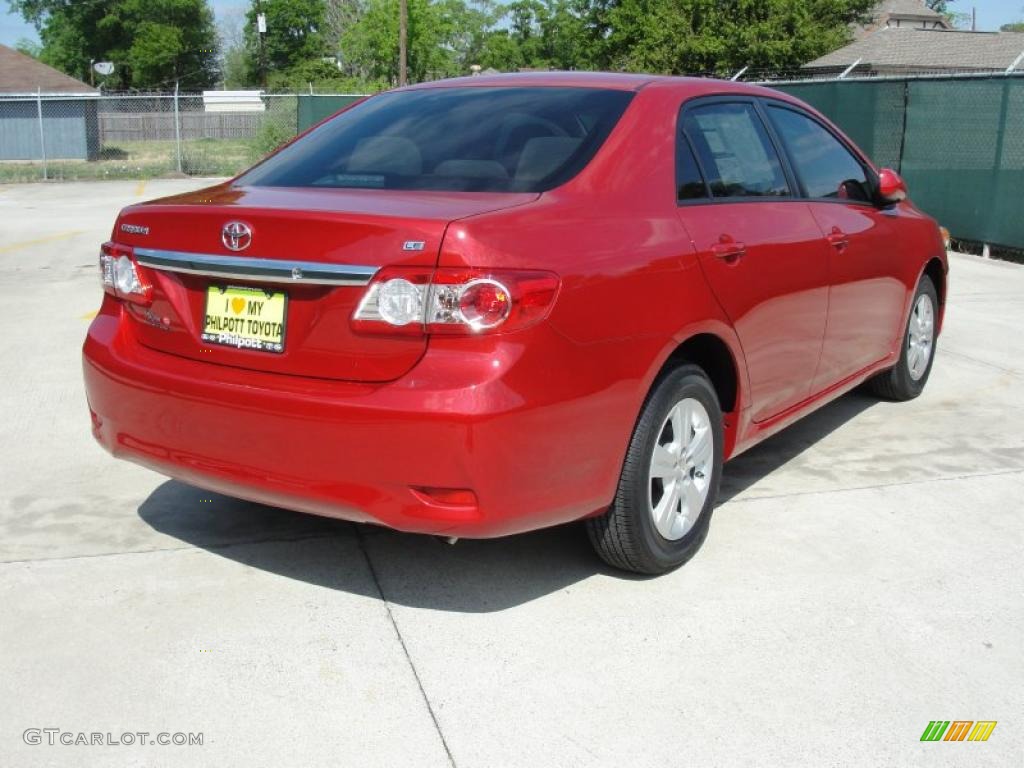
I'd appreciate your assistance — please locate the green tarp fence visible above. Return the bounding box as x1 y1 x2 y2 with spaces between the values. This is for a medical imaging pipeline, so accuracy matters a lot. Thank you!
772 75 1024 250
296 94 364 134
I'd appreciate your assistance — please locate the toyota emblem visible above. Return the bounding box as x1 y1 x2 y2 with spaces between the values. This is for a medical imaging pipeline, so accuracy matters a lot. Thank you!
222 221 252 251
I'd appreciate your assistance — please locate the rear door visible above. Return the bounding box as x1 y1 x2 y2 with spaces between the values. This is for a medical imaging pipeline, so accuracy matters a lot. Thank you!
763 102 907 389
676 99 830 422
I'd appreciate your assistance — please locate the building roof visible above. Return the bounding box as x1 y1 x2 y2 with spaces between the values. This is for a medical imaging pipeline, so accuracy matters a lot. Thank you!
876 0 947 19
805 28 1024 71
0 44 97 94
854 0 951 40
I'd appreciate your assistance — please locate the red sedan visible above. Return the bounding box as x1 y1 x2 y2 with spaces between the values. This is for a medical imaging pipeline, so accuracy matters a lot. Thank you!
83 73 947 574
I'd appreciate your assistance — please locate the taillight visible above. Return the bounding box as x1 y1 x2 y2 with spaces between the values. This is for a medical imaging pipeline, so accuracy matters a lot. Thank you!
353 268 559 335
99 242 152 305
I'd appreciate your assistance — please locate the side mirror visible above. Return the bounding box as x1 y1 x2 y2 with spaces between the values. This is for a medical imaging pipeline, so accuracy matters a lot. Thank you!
877 168 907 204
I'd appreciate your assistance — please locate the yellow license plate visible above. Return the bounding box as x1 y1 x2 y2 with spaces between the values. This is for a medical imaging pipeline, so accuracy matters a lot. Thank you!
202 285 287 354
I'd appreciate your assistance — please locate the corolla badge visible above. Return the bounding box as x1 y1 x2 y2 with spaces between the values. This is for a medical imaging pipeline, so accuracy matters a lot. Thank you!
222 221 252 251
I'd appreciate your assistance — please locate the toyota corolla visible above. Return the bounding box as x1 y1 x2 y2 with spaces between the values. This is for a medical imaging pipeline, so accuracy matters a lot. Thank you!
82 72 947 574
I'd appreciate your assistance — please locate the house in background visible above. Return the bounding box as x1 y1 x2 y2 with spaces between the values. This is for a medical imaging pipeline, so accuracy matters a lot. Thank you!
853 0 953 39
803 0 1024 76
0 44 99 161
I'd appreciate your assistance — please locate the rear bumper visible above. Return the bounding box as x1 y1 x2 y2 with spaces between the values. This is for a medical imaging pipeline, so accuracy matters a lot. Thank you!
83 301 632 537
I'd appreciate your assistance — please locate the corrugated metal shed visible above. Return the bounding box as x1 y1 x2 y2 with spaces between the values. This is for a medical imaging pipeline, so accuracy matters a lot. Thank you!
0 44 99 161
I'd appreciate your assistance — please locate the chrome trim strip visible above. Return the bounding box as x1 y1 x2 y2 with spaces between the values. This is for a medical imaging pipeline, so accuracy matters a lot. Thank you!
133 247 378 286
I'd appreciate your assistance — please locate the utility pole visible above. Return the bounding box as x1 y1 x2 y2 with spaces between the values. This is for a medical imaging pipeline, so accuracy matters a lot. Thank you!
256 0 268 89
399 0 408 86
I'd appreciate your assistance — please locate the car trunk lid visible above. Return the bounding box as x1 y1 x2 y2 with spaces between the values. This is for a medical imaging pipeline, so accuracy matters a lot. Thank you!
114 184 537 382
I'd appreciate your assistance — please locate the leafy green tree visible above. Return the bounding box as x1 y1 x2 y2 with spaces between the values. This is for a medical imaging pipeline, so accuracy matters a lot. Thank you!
8 0 219 89
341 0 489 83
335 0 876 84
605 0 876 75
244 0 329 81
222 43 255 88
324 0 366 47
1001 22 1024 32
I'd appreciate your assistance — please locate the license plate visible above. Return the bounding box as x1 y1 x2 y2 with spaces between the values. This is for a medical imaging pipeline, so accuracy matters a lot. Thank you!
202 285 287 354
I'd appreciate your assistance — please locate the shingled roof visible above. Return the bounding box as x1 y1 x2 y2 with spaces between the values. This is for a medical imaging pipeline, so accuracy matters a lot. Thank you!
0 44 97 94
805 28 1024 72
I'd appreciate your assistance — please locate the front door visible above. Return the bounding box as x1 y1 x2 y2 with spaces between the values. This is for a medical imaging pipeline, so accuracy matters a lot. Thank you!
763 102 907 389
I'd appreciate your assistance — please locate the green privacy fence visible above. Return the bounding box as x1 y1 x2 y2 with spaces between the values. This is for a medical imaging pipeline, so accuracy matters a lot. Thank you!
772 74 1024 250
296 94 364 133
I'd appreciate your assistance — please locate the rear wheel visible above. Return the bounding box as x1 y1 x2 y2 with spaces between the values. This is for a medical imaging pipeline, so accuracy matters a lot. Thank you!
587 365 723 575
867 275 938 401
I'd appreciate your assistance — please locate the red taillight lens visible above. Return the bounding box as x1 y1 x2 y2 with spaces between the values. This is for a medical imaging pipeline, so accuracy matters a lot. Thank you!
99 242 152 305
457 280 511 330
352 268 559 336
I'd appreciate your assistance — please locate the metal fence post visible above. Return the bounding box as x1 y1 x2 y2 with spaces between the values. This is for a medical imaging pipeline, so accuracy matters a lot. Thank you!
36 87 48 180
173 80 183 173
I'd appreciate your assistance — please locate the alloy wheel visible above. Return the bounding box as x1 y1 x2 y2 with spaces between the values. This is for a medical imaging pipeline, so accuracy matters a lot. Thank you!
648 397 714 541
907 293 935 381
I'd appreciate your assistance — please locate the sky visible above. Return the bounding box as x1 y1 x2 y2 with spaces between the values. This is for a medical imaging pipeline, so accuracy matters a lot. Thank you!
1 0 1023 48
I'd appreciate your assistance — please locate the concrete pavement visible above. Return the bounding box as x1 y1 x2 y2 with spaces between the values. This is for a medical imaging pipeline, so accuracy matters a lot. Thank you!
0 180 1021 767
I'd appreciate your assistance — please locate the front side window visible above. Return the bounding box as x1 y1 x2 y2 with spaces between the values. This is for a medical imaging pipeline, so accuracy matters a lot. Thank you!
767 105 872 203
237 87 634 193
682 103 790 198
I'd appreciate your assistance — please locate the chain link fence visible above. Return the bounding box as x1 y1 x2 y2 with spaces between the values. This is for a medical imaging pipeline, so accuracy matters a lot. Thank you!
0 91 364 183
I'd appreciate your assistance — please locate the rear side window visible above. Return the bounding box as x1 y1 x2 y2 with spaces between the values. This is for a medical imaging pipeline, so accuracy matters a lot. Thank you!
237 87 634 193
767 105 871 203
676 135 708 201
682 103 790 198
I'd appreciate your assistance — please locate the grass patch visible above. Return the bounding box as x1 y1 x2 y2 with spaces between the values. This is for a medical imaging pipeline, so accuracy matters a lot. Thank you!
0 137 278 183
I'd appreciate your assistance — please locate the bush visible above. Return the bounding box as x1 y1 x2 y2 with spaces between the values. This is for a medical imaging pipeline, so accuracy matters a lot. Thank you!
254 118 296 158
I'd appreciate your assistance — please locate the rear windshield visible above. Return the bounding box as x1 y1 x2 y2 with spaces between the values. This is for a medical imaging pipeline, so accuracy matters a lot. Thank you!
237 87 634 193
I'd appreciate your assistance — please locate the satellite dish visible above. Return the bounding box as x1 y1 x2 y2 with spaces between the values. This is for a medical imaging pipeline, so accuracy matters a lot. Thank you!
93 61 114 76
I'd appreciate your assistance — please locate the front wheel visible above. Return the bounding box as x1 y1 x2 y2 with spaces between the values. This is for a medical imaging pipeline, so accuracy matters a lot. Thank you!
587 365 723 575
867 275 938 401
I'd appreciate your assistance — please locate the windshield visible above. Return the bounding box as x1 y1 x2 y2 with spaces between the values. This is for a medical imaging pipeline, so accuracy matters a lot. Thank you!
237 87 635 193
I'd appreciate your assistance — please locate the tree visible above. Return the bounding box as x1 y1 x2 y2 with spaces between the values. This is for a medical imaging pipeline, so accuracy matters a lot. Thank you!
14 37 41 58
218 5 255 87
340 0 491 84
605 0 877 76
1001 22 1024 32
336 0 875 84
924 0 970 28
324 0 366 53
8 0 219 89
244 0 329 81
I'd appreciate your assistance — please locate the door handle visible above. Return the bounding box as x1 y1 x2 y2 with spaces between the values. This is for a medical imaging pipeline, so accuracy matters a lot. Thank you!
711 240 747 263
827 228 850 251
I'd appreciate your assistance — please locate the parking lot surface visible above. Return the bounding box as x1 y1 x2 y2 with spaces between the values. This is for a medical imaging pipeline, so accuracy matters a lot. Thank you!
1 180 1021 767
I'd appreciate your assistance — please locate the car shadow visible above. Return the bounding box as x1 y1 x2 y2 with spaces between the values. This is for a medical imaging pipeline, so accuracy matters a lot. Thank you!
138 481 607 612
137 390 877 612
718 389 877 504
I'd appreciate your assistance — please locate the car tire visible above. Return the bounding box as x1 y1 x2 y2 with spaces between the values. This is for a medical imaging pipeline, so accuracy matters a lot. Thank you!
587 364 724 575
867 275 938 401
